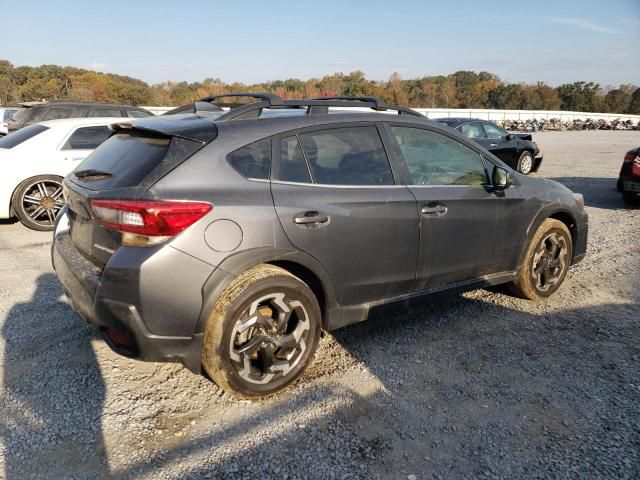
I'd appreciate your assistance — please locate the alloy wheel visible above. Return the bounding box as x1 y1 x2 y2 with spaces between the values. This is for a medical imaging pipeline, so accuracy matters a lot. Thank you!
21 179 65 228
520 155 533 174
229 293 311 385
531 232 568 292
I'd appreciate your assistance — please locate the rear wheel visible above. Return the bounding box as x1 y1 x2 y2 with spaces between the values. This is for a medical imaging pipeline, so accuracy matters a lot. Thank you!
517 151 534 175
508 219 572 300
622 190 640 206
202 264 321 398
13 175 65 231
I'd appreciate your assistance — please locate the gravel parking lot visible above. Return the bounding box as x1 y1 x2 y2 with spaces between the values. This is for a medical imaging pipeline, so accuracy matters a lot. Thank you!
0 131 639 480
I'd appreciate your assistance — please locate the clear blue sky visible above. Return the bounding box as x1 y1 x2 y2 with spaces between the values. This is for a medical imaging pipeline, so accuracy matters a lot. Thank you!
1 0 638 86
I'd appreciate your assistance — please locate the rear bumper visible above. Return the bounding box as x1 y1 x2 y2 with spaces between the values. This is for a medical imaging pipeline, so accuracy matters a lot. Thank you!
51 210 212 373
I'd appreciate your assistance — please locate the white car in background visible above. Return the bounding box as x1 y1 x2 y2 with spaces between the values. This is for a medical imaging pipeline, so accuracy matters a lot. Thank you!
0 107 21 135
0 117 120 230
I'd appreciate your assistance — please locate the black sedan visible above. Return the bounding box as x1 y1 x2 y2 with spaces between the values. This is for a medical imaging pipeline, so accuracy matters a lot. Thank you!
435 118 543 174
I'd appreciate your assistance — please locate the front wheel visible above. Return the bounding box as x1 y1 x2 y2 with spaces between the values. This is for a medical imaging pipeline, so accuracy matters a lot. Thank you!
517 151 534 175
202 264 321 398
13 175 65 231
508 219 573 300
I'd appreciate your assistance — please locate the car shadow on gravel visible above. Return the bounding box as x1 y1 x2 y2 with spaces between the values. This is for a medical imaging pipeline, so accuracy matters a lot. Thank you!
108 293 639 479
549 176 627 209
0 273 112 479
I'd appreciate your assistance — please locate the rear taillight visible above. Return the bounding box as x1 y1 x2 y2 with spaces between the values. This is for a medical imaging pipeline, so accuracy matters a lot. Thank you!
91 200 212 244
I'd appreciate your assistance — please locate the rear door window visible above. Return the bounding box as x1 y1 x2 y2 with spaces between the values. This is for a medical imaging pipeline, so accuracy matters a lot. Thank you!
298 126 394 185
62 126 112 150
227 138 271 179
0 124 49 149
277 135 312 183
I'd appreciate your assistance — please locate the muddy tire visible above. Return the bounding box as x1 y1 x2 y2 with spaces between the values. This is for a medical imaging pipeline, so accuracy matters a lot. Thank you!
517 151 534 175
202 264 321 398
12 175 65 231
507 219 573 301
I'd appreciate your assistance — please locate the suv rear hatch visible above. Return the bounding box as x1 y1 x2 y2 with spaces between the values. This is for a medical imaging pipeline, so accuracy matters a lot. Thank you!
64 116 217 268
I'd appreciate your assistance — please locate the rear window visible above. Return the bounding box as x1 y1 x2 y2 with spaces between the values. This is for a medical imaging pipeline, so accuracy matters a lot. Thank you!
0 124 49 149
73 131 170 188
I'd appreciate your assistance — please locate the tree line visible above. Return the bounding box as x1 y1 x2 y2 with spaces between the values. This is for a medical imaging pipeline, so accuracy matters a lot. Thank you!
1 60 639 114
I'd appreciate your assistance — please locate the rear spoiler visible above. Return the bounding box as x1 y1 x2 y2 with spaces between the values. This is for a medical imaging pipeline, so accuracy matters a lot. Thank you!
109 116 218 144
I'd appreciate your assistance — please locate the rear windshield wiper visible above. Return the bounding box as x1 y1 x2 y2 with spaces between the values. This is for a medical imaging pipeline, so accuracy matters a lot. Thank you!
74 169 113 179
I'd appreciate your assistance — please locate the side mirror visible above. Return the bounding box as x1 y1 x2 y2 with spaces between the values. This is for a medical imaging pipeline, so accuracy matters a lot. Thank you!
492 166 511 190
505 133 515 141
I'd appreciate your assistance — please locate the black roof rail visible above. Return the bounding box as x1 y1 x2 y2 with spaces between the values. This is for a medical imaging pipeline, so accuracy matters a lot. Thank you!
308 96 422 117
311 96 387 109
183 92 424 121
163 101 224 116
197 92 284 107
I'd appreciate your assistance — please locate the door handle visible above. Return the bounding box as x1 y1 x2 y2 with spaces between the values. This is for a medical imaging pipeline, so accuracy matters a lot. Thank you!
421 204 447 216
490 143 498 147
294 211 330 225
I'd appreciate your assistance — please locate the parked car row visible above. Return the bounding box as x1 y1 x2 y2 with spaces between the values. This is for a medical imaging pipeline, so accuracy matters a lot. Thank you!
7 102 152 132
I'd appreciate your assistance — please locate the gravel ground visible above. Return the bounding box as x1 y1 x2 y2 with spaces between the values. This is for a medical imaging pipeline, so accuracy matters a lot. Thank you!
0 130 639 479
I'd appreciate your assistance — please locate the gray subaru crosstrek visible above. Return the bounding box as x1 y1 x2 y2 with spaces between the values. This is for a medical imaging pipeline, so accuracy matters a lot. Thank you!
52 94 588 398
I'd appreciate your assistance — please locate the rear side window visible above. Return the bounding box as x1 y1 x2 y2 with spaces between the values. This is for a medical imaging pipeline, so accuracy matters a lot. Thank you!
73 131 170 188
227 138 271 179
278 135 311 183
0 124 49 149
62 126 112 150
298 126 394 185
391 127 488 186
